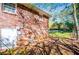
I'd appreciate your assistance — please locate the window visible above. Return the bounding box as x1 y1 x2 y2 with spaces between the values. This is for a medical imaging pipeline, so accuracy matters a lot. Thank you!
0 28 18 49
2 3 16 14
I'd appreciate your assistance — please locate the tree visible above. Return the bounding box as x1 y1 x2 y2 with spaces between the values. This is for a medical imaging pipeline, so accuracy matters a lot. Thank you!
65 20 74 32
73 3 79 40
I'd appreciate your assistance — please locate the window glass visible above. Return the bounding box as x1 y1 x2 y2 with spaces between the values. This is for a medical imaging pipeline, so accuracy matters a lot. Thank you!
3 3 16 13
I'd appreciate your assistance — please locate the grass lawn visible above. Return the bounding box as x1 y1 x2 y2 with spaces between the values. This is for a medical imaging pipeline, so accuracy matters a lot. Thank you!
49 31 73 39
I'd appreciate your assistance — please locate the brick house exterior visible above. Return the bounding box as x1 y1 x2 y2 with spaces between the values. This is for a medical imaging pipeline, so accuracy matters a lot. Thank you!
0 3 51 49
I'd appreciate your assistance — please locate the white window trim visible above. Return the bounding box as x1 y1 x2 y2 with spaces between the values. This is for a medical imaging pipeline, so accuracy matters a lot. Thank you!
2 3 17 14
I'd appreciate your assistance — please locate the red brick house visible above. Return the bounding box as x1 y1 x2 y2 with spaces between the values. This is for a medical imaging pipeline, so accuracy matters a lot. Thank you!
0 3 51 49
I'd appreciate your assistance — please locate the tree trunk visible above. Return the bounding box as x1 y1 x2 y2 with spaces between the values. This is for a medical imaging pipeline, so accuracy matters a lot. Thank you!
73 3 79 40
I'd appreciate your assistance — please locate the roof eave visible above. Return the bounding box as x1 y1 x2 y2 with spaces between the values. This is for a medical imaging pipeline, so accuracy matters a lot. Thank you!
20 3 52 18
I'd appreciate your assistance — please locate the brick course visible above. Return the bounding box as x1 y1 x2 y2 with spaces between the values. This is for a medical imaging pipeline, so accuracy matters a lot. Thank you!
0 4 50 47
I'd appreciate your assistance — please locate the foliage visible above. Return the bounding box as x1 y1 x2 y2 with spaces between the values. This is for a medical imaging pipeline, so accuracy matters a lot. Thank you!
0 38 79 55
0 3 79 55
65 20 74 31
49 32 73 39
76 4 79 25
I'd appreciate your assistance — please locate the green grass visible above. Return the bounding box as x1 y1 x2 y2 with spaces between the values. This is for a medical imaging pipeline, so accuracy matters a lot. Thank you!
49 32 73 39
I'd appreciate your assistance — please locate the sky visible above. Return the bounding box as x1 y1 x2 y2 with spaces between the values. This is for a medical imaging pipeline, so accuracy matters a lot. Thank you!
35 3 71 15
35 3 73 23
34 3 73 28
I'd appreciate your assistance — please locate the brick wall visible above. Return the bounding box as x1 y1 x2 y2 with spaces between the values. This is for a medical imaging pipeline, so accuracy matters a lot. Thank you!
0 4 49 47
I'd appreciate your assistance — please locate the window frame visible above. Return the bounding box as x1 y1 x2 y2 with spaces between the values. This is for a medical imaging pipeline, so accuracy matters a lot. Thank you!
2 3 17 14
